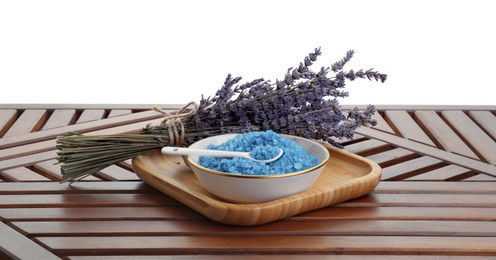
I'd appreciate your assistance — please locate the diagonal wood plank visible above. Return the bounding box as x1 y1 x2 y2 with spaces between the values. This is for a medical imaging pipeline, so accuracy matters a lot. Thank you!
0 150 58 171
370 112 396 134
97 165 140 181
384 110 436 146
33 159 101 181
463 173 496 181
0 222 60 260
0 109 18 137
2 109 48 138
344 139 391 156
442 111 496 164
468 110 496 140
76 109 106 124
406 165 474 181
355 126 496 178
42 109 77 130
0 109 166 149
0 167 51 182
381 156 444 181
414 111 479 159
366 148 417 168
108 109 132 118
0 117 165 171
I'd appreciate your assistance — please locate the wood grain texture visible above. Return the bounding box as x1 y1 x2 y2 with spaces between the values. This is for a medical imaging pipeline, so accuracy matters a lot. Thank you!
0 109 18 137
37 235 496 255
380 156 444 181
76 109 106 123
0 166 51 182
441 110 496 164
0 221 60 260
0 109 163 149
2 109 48 138
468 110 496 140
132 144 382 226
42 109 77 130
65 256 494 260
407 165 473 181
414 110 479 159
0 105 495 258
384 110 436 146
355 126 496 178
108 109 132 118
14 219 496 237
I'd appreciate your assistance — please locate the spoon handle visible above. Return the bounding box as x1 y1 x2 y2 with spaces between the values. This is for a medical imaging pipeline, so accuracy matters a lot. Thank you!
161 147 248 159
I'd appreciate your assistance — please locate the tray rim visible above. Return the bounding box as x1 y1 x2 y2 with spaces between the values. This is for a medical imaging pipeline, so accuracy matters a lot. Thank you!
132 143 382 226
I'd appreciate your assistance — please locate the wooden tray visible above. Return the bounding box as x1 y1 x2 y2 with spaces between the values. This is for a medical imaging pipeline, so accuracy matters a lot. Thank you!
132 143 382 226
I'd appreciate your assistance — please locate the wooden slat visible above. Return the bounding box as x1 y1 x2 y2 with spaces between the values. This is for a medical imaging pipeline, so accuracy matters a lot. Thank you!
441 111 496 164
380 156 444 180
1 193 494 208
355 127 496 178
299 206 496 221
0 222 60 260
42 109 77 130
344 139 391 156
14 219 496 237
108 109 132 118
0 167 51 182
370 112 396 134
4 206 494 222
0 104 183 110
341 193 496 207
2 104 494 111
384 110 436 146
0 109 164 149
414 111 479 159
366 148 417 168
406 165 473 181
32 159 101 181
0 150 58 171
0 181 154 194
0 207 201 221
468 110 496 140
463 173 496 181
66 255 493 260
76 109 106 123
97 165 140 181
374 180 496 194
37 235 496 255
0 118 165 170
2 180 493 195
2 109 48 138
0 109 18 137
0 193 179 207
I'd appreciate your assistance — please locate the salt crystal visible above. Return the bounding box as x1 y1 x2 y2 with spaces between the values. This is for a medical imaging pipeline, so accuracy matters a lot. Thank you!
199 130 318 175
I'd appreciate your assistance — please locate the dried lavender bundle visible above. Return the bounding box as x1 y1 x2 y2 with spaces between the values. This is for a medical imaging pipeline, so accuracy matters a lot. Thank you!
57 47 387 182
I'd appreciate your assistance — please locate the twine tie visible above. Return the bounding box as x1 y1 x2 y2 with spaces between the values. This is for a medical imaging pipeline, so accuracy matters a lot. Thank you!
152 101 198 146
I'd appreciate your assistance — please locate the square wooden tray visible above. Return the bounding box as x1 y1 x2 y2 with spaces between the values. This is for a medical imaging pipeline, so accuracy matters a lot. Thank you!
132 143 382 226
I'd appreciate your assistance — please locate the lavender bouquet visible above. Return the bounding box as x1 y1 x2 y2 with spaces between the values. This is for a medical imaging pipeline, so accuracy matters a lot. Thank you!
57 47 386 183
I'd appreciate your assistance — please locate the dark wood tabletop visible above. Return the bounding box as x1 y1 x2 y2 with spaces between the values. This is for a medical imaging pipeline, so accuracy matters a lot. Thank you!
1 104 495 259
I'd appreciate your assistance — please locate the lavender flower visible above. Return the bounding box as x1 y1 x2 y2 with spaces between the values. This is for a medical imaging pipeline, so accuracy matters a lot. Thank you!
58 47 387 182
177 47 386 147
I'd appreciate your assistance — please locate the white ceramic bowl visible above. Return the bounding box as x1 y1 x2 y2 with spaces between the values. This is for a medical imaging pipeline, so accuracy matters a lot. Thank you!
185 133 330 203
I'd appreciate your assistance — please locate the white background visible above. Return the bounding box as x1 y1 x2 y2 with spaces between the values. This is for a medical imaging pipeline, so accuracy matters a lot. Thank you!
1 0 494 105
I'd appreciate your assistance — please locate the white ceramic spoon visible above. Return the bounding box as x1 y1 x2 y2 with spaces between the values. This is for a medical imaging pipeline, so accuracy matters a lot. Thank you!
161 146 284 163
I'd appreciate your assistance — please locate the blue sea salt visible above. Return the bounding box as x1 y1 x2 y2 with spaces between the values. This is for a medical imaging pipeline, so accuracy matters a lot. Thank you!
198 130 319 175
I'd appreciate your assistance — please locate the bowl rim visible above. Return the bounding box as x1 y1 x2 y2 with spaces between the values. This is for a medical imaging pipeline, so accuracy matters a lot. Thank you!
185 133 330 179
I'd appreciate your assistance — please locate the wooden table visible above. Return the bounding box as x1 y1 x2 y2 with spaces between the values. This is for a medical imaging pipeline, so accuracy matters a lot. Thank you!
1 104 495 259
